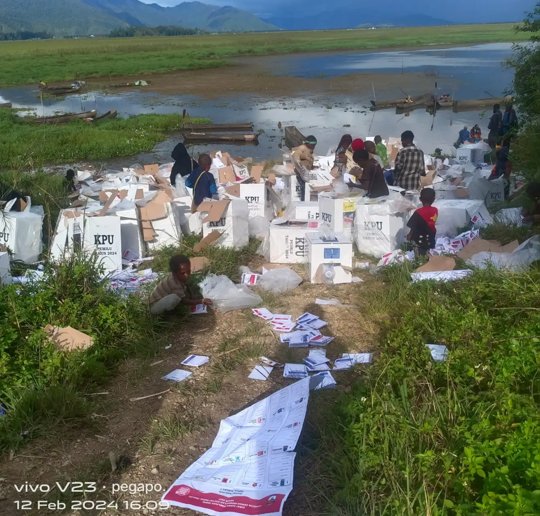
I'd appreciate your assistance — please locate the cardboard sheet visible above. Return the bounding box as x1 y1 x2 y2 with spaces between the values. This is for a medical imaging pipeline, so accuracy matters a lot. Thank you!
44 325 93 352
415 256 456 273
457 238 519 261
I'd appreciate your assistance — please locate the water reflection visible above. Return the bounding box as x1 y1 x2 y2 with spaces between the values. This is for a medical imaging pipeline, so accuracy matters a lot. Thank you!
0 43 514 162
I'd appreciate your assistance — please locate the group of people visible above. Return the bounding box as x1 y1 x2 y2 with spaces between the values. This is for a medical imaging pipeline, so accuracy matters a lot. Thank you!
291 130 427 196
456 124 482 146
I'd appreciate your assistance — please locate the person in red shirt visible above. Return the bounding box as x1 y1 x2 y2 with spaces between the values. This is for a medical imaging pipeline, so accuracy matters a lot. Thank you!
406 188 438 255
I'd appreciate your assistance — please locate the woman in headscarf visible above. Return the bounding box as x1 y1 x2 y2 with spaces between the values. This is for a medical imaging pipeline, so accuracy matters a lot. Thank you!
170 142 198 187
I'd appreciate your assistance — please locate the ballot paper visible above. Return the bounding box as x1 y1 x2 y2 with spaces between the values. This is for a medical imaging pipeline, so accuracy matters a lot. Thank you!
283 363 309 379
162 369 192 382
191 304 208 315
296 312 327 330
315 298 343 306
426 344 449 362
333 353 373 370
252 308 274 321
272 321 296 333
181 354 210 367
279 330 321 347
248 364 274 381
162 378 310 516
260 356 281 367
309 335 334 346
310 371 337 390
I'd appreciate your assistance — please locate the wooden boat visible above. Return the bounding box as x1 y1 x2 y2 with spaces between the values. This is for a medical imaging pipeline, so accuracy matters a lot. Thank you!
93 110 118 121
452 97 506 113
395 94 433 113
370 93 430 111
0 102 12 108
38 81 85 96
25 110 97 124
182 132 259 144
180 122 254 132
284 125 306 149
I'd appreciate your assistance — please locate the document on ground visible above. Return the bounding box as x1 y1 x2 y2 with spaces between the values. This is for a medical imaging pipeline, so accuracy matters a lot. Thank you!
162 378 310 516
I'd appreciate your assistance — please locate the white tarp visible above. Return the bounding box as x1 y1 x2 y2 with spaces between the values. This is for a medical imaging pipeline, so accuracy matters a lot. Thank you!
162 378 310 516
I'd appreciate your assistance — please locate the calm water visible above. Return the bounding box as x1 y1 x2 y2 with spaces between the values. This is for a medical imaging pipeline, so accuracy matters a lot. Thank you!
0 43 514 164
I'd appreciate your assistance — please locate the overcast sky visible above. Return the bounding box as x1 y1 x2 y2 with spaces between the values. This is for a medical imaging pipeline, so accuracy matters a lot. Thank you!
139 0 536 22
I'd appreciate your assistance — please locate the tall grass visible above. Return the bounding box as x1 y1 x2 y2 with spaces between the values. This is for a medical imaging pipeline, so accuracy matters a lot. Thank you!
0 110 208 170
314 267 540 514
0 24 529 87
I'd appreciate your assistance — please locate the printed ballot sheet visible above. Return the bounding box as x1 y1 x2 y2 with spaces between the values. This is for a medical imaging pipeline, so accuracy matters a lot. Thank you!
162 377 310 516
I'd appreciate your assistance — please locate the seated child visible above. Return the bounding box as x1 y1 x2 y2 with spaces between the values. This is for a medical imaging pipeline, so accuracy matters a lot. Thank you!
406 188 438 255
148 254 212 315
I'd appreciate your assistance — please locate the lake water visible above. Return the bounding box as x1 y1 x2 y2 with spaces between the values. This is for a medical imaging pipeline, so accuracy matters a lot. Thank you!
0 42 515 164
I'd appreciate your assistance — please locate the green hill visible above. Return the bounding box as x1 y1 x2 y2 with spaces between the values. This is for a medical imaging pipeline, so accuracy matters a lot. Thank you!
0 0 277 37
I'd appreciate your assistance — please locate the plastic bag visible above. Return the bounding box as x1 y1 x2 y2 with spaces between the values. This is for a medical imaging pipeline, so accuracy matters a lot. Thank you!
199 274 262 312
249 216 270 239
494 208 523 226
257 268 302 294
466 235 540 271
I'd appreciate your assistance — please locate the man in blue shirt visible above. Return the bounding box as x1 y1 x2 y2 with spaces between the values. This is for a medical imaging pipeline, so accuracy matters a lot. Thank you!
185 153 218 212
457 126 470 145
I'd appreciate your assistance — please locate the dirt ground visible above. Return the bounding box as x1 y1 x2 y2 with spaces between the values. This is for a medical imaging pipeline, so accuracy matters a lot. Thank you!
88 56 445 100
0 260 384 515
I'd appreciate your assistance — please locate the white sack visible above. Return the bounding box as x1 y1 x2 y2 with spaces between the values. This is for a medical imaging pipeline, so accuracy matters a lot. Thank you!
257 268 302 294
199 274 262 312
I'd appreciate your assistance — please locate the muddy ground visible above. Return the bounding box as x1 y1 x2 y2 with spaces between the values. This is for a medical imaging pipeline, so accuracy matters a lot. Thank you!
89 56 446 100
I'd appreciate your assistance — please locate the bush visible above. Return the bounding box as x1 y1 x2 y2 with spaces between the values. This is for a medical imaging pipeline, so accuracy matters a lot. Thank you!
0 253 158 451
322 268 540 514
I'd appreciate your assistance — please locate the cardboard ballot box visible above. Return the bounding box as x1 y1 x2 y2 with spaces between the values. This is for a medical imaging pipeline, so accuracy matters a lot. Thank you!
200 199 249 249
466 174 505 209
50 210 122 273
318 194 358 240
0 251 11 284
354 201 408 258
456 147 486 166
285 175 312 203
306 232 353 284
0 199 43 264
289 201 320 222
268 222 311 263
225 182 267 219
433 199 492 237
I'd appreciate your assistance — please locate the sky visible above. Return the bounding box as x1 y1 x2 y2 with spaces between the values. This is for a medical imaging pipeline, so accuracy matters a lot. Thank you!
138 0 536 23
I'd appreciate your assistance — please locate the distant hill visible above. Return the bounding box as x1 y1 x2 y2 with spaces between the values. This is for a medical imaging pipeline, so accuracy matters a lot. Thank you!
0 0 277 37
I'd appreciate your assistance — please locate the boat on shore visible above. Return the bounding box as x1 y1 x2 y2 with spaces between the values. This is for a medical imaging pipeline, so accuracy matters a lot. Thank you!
371 93 431 111
395 94 434 114
39 81 85 96
284 125 306 149
452 97 507 113
24 110 97 124
181 122 254 132
0 102 12 108
182 132 259 144
93 110 118 121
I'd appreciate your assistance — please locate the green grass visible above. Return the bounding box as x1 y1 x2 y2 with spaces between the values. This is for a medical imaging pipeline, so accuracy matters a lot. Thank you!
0 253 161 452
0 24 530 87
311 267 540 514
0 110 208 171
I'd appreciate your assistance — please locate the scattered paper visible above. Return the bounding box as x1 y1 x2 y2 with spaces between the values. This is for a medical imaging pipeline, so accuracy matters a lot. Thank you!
259 356 281 367
162 378 310 515
241 272 260 285
284 363 309 379
248 364 274 381
426 344 449 362
181 354 210 367
310 371 337 390
309 335 334 346
334 353 373 370
252 307 274 321
297 312 327 330
315 298 342 306
162 369 192 382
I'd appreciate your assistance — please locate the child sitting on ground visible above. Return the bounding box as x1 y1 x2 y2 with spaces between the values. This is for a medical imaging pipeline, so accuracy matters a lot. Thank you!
406 188 438 256
148 254 212 315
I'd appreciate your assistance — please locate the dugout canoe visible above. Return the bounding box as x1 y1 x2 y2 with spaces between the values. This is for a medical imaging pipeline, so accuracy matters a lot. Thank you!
452 97 506 112
93 109 118 121
25 110 97 124
38 81 85 96
182 132 259 144
180 122 253 132
284 125 306 149
0 102 12 108
395 94 433 113
370 93 431 111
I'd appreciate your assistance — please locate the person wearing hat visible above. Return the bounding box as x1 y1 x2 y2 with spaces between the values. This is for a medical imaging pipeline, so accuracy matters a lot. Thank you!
292 135 317 170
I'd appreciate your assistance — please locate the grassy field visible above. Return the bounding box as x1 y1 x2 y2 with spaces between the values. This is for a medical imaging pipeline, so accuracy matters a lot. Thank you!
0 110 208 171
0 23 529 87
